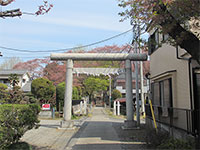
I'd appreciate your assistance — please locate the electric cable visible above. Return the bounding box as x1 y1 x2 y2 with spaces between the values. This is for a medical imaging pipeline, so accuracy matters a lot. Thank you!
0 28 132 53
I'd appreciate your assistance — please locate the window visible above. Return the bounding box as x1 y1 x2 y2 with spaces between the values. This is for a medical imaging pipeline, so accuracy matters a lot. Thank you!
193 70 200 134
3 79 9 84
23 79 26 83
148 29 159 55
155 30 159 49
193 71 200 109
152 78 172 107
152 82 160 105
162 33 169 41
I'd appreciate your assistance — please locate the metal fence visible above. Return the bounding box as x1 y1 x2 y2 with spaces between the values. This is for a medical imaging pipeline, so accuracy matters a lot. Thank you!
145 104 199 136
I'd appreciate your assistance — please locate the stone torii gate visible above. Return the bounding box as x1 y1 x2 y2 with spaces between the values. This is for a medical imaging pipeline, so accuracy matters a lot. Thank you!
51 53 147 128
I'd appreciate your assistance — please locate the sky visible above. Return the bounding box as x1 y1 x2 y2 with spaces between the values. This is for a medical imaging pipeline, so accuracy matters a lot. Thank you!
0 0 134 64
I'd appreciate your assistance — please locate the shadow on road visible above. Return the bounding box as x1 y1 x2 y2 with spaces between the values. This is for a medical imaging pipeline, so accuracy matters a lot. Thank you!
66 120 147 150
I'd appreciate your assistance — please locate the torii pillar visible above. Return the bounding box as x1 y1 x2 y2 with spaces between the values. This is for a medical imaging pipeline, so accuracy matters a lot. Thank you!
51 53 147 128
61 59 74 128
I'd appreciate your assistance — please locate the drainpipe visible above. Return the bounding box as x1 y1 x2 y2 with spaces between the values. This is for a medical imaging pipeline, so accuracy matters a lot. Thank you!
176 45 193 110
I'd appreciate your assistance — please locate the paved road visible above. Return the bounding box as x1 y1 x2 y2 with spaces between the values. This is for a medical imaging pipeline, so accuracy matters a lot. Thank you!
21 107 147 150
67 107 122 150
21 119 76 150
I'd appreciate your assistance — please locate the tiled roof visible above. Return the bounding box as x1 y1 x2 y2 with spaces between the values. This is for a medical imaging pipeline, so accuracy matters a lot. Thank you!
0 69 28 75
115 72 140 80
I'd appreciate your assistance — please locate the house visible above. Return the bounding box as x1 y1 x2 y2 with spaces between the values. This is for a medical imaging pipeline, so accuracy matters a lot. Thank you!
113 72 148 99
146 27 200 138
0 69 31 92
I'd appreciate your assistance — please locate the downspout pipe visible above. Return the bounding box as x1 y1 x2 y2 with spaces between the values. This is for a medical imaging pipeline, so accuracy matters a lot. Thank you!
176 45 193 110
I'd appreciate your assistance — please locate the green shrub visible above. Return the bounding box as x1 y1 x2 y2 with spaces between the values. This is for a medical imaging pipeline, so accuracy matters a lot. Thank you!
0 104 40 149
8 86 23 104
56 82 82 111
145 127 170 148
8 142 31 150
31 78 56 104
0 83 7 90
56 82 65 111
73 86 82 100
157 137 195 149
111 89 122 100
145 127 195 149
0 83 9 104
22 92 39 104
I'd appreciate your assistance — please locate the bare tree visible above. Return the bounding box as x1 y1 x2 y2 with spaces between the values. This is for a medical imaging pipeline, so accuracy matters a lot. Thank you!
0 0 22 18
0 57 22 69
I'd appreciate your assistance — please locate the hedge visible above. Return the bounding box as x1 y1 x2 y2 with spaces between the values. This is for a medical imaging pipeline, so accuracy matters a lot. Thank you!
0 104 40 149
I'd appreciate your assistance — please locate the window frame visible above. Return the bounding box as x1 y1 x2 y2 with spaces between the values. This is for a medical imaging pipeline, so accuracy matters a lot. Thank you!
151 78 173 108
148 29 160 55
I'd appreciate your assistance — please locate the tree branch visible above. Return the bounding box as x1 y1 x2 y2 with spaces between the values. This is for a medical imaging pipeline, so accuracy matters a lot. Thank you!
0 9 22 18
0 0 14 6
157 3 200 64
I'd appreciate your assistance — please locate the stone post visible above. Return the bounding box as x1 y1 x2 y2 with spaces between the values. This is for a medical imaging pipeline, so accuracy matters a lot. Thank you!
60 59 74 128
117 101 120 116
84 100 87 115
123 59 136 129
113 101 116 115
80 101 83 115
125 59 133 121
109 75 112 108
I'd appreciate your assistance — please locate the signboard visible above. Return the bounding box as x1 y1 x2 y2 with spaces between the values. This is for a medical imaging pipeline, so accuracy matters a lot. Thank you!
42 104 51 110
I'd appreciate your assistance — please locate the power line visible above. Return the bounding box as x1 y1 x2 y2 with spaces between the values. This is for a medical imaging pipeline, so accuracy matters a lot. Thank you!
22 12 35 16
0 28 132 53
0 38 132 59
0 42 131 59
0 42 132 59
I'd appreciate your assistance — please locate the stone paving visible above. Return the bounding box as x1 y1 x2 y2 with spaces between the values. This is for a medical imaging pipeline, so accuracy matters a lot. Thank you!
21 107 147 150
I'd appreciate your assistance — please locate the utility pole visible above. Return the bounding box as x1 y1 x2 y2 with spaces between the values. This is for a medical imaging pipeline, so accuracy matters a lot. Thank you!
130 21 140 127
140 59 145 114
135 40 140 127
138 26 145 115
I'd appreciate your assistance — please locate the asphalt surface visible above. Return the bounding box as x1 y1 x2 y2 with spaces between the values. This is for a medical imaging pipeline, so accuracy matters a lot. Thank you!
21 107 147 150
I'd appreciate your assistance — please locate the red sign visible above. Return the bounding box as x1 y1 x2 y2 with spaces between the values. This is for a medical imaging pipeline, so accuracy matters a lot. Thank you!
42 104 50 110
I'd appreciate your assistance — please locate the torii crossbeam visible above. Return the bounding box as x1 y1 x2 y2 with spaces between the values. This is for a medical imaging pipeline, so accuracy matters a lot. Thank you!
51 53 147 128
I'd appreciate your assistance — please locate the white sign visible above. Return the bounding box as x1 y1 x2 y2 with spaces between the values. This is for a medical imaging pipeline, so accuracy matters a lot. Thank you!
42 104 51 110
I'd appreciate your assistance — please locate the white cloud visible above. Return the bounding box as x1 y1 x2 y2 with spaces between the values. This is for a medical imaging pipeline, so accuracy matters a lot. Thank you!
0 24 76 36
23 12 131 32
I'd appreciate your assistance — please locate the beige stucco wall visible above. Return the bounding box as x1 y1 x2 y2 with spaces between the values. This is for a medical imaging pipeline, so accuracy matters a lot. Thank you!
150 44 191 109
